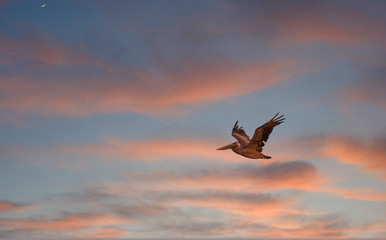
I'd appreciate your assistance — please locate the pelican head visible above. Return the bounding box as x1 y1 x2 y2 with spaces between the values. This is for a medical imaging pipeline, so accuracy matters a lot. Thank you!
216 142 238 150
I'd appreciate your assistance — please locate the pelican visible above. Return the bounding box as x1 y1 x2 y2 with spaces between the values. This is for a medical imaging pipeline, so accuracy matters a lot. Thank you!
216 112 285 159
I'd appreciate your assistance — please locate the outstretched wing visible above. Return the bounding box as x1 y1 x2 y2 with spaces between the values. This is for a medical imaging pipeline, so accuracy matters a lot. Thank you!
231 120 250 147
246 113 285 152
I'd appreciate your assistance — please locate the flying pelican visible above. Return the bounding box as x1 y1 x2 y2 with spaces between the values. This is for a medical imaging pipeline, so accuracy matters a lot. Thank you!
216 112 285 159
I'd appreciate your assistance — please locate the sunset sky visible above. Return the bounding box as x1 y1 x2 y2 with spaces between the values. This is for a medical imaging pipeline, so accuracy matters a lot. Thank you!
0 0 385 238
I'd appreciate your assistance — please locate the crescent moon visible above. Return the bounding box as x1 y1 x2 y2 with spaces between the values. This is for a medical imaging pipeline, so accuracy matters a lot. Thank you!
41 3 46 7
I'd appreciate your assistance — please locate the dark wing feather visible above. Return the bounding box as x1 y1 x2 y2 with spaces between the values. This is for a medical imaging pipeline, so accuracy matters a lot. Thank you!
246 113 285 152
231 120 251 147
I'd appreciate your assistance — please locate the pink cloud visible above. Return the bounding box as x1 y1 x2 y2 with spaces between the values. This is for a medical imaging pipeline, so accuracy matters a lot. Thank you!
0 200 25 212
0 212 129 237
332 188 386 202
0 137 239 163
283 135 386 180
0 35 103 67
322 136 386 179
62 137 237 162
74 227 128 238
123 161 321 192
340 77 386 112
169 191 309 218
242 2 386 45
255 214 349 238
0 58 297 117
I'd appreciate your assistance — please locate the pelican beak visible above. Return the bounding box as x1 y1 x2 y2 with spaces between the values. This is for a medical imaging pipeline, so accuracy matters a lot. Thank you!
216 143 234 150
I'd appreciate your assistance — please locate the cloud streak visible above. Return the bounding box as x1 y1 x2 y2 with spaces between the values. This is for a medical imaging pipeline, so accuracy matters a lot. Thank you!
0 200 26 212
284 135 386 180
340 66 386 112
124 161 321 192
0 212 129 238
0 35 103 67
0 59 294 118
322 136 386 179
232 1 386 45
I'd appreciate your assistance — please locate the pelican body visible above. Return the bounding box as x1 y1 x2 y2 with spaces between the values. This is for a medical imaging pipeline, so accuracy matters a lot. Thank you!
217 113 285 159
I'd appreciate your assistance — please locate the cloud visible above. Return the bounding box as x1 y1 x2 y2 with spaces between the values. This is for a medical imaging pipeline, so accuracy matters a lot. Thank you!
144 190 306 218
1 138 321 189
125 161 321 192
71 188 317 237
157 221 237 236
1 1 385 121
0 35 103 67
62 137 235 161
42 161 323 237
0 200 26 212
0 58 295 118
98 1 386 47
232 1 386 45
73 227 128 238
340 66 386 112
285 135 386 180
331 187 386 202
0 212 129 238
255 213 349 238
322 136 386 179
2 159 382 238
1 132 295 164
0 137 237 163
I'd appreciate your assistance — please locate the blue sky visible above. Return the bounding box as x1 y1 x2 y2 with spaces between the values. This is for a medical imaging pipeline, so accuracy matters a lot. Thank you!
0 0 385 238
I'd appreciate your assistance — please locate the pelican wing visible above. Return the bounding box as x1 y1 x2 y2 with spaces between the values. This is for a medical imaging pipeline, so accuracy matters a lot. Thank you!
231 120 250 147
246 113 285 152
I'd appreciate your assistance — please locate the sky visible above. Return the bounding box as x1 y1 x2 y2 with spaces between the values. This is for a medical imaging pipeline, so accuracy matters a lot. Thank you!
0 0 385 238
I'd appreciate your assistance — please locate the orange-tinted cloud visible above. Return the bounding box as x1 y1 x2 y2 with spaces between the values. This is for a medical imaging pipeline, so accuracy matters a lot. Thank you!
0 59 294 117
238 1 386 45
0 212 129 237
123 161 321 192
74 227 128 238
285 135 386 180
0 35 103 67
0 200 25 212
15 136 311 164
62 137 237 161
340 70 386 112
322 136 386 179
0 137 238 163
255 214 349 238
161 191 309 218
332 188 386 202
1 138 322 189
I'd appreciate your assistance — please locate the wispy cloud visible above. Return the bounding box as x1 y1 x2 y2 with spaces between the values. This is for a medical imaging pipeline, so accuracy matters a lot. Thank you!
125 161 321 192
284 135 386 180
331 187 386 202
339 66 386 112
0 200 26 212
0 59 295 118
0 35 103 67
322 136 386 179
63 137 229 161
73 227 128 238
0 137 237 163
0 212 129 238
231 1 386 45
1 158 382 238
255 213 349 238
